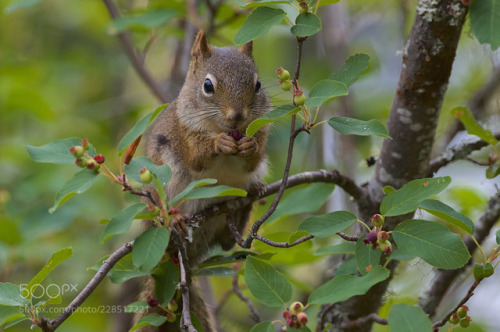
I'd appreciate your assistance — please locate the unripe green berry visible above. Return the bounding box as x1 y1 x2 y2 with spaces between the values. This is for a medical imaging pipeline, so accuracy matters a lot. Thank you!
276 67 290 81
371 214 384 228
167 299 178 312
86 158 100 172
140 168 153 183
377 231 389 241
290 301 304 315
280 80 293 91
459 318 470 328
75 158 88 168
299 2 308 13
457 305 468 318
293 90 306 106
70 146 84 158
449 312 460 324
166 312 176 323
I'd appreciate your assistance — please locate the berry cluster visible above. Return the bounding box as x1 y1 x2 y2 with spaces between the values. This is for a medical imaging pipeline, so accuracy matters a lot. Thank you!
363 214 392 255
70 138 105 172
449 305 471 328
146 296 178 323
282 301 308 329
276 67 306 106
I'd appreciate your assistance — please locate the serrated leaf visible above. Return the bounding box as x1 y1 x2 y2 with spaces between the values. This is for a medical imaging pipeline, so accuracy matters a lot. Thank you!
236 0 293 8
356 236 382 275
0 305 26 326
124 156 172 186
4 0 41 14
26 137 95 165
327 117 391 139
49 169 99 213
244 256 292 307
129 313 168 331
246 105 300 137
101 203 146 243
169 179 218 205
118 105 167 155
0 283 28 307
314 242 356 256
298 211 357 238
182 185 247 200
133 227 170 272
266 183 335 223
451 107 498 145
305 80 348 108
107 10 177 35
470 0 500 50
250 321 275 332
152 260 179 306
419 199 474 234
24 248 73 300
329 53 370 87
380 177 451 217
392 219 470 269
388 303 432 331
308 265 390 304
234 7 285 45
389 249 416 261
291 12 321 37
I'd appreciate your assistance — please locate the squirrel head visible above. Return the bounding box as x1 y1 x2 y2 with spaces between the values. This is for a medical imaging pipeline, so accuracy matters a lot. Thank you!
178 30 270 133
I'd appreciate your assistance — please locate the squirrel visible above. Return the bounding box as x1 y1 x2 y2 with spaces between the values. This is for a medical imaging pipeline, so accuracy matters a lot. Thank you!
135 30 271 331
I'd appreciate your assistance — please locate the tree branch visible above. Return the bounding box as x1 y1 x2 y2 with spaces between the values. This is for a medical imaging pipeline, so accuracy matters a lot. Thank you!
232 274 262 323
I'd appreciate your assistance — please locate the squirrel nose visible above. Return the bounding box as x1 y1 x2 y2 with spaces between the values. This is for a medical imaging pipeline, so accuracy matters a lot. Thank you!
227 108 245 123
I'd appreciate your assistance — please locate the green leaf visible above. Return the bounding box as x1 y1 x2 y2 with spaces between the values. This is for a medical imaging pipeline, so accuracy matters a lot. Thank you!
101 203 147 243
389 249 416 261
129 313 168 331
388 303 432 332
356 236 382 275
124 301 149 313
234 7 286 45
496 229 500 245
392 220 470 269
24 248 73 300
246 105 300 137
486 165 500 179
198 251 257 269
169 179 217 204
152 260 179 306
336 256 358 275
291 13 322 37
0 219 22 246
250 321 276 332
380 177 451 217
419 199 474 234
314 242 356 256
244 256 292 307
308 265 390 304
305 80 348 108
26 137 94 165
182 185 247 200
470 0 500 50
49 169 99 213
4 0 41 14
0 283 29 307
0 305 26 326
107 10 177 35
451 107 498 145
195 267 237 277
118 105 167 155
133 227 170 272
124 156 172 186
298 211 357 238
309 0 341 6
94 253 150 284
266 183 335 223
236 0 293 8
329 53 370 87
327 117 391 139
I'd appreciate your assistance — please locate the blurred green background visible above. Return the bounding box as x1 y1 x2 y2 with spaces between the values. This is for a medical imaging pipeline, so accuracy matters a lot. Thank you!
1 0 499 331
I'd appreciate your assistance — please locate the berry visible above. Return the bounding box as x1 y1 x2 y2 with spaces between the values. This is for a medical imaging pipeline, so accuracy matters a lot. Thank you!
86 158 100 172
81 138 89 150
94 154 105 164
280 80 293 91
283 310 291 320
166 312 176 323
290 301 304 314
457 305 468 318
371 214 384 228
299 1 308 13
170 253 180 265
140 168 153 183
75 158 88 168
276 67 290 81
228 130 242 141
363 232 378 245
146 295 159 308
297 311 308 324
459 317 470 328
167 299 178 312
449 312 460 324
168 208 180 215
378 240 392 254
69 146 84 158
293 90 306 106
377 231 389 241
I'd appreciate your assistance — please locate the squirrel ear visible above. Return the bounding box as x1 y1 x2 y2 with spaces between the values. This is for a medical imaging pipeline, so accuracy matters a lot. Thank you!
191 30 212 59
239 41 253 57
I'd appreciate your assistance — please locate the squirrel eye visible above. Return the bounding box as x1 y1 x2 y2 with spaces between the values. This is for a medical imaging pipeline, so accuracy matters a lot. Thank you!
255 79 261 93
203 78 215 95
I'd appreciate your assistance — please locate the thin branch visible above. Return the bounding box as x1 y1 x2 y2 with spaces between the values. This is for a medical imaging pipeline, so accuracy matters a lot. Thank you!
232 274 262 323
339 313 388 328
41 242 133 331
254 234 315 248
336 232 359 242
101 0 168 103
178 247 197 332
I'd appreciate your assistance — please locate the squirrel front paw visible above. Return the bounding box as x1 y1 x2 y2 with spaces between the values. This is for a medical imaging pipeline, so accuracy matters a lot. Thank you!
237 135 257 157
216 133 238 155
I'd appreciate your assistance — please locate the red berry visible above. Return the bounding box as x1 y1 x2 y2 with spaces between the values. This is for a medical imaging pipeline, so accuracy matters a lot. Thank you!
378 231 389 241
170 253 180 265
81 138 89 150
283 310 291 319
364 232 378 245
146 295 159 307
94 154 105 164
297 311 308 324
228 130 242 141
168 208 180 215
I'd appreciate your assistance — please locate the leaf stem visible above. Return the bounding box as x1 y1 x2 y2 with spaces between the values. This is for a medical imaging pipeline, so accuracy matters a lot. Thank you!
471 235 487 262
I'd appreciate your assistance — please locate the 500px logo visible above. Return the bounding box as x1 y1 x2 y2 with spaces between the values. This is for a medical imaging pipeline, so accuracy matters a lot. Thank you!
19 284 78 299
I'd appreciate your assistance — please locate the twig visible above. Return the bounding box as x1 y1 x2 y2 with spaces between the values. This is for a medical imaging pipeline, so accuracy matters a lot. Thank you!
178 247 197 332
41 242 134 331
101 0 168 103
254 234 315 248
339 313 388 328
232 274 262 323
337 232 359 242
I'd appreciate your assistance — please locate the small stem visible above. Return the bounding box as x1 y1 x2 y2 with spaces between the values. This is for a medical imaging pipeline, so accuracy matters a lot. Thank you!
337 232 359 242
254 234 314 248
356 219 372 232
232 274 262 323
471 235 487 262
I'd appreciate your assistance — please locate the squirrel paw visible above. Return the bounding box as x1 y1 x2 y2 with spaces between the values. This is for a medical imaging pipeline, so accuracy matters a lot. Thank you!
237 136 257 157
216 133 238 155
249 182 266 197
170 214 191 242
